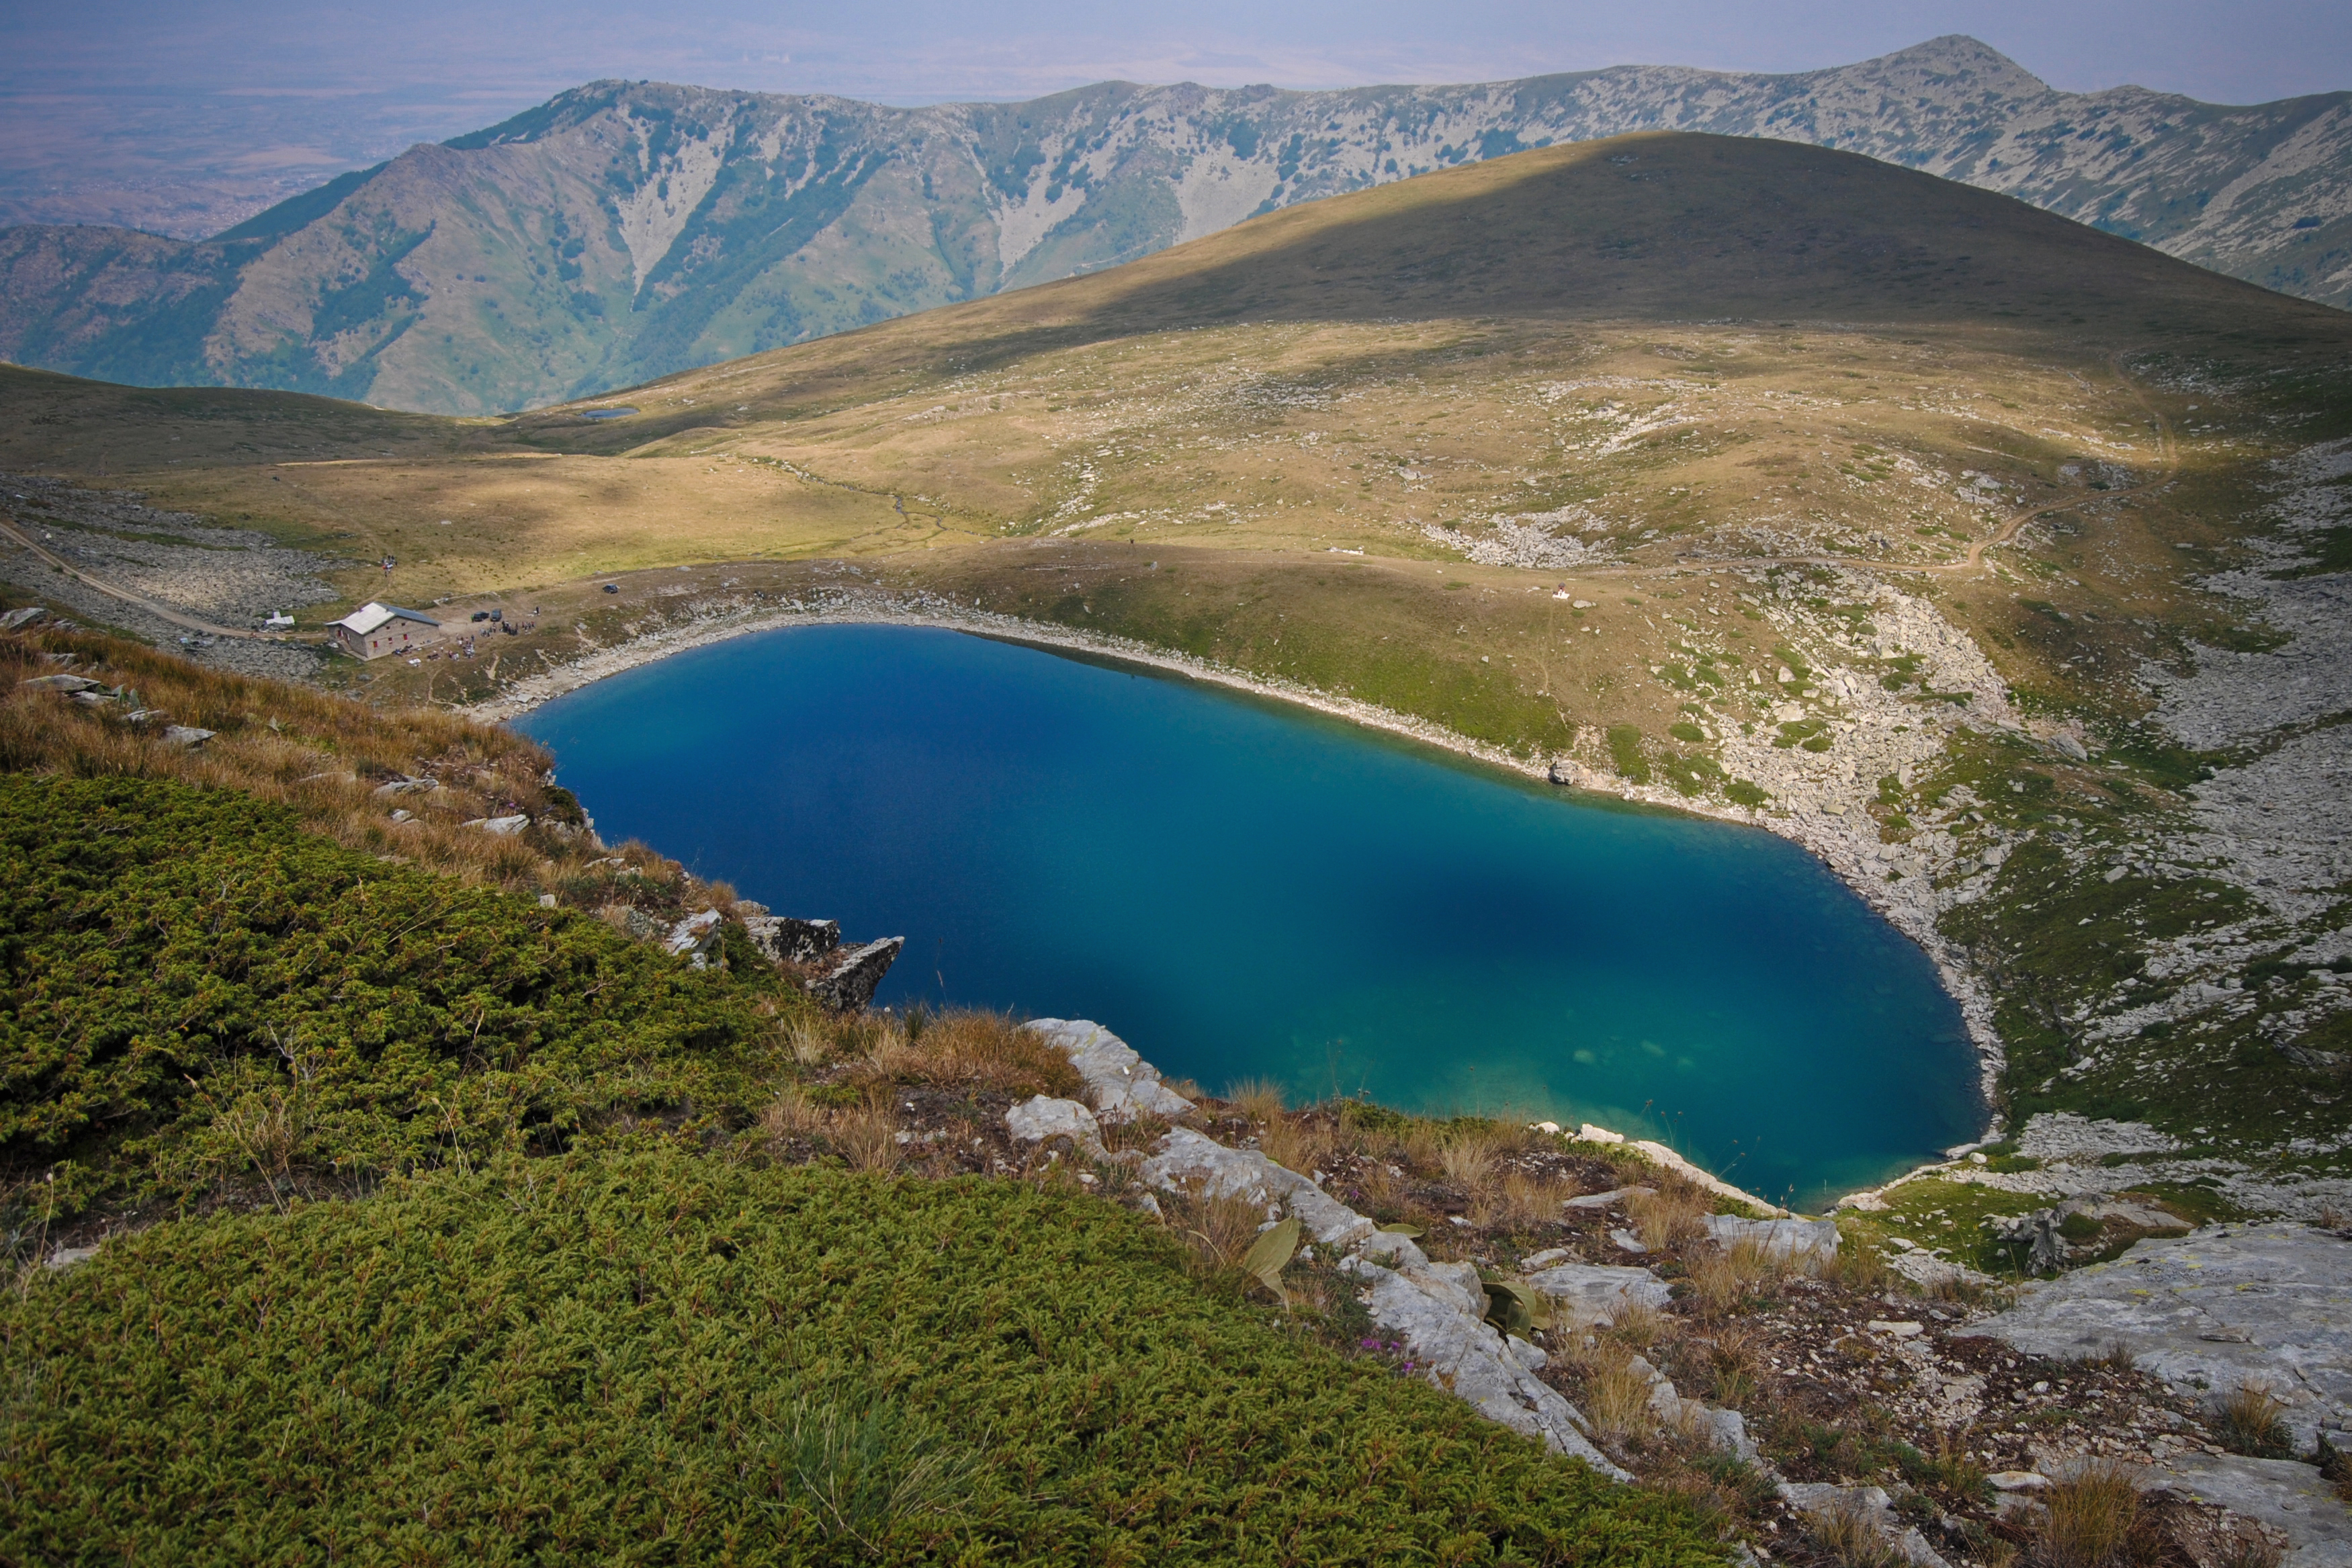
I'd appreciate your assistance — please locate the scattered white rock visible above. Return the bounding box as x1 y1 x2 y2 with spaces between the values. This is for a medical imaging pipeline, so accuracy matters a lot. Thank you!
464 814 529 835
1564 1185 1653 1210
159 725 214 747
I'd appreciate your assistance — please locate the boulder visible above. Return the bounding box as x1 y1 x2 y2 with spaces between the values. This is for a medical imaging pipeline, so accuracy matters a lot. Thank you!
1025 1018 1194 1122
810 937 902 1011
1633 1352 1759 1461
741 915 840 964
19 672 99 692
463 814 529 835
1 606 48 630
1974 1223 2352 1452
159 726 214 748
1702 1214 1841 1259
371 775 438 798
1564 1185 1654 1210
1006 1095 1107 1160
1524 1261 1675 1327
663 909 724 961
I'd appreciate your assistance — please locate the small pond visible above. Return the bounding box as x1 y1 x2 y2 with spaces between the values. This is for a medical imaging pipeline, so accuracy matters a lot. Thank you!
520 623 1982 1205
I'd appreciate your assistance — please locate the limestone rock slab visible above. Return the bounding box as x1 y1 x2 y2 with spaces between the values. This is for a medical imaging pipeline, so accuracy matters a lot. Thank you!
1025 1018 1194 1121
1524 1262 1674 1326
1975 1224 2352 1451
2144 1453 2352 1568
1702 1213 1841 1258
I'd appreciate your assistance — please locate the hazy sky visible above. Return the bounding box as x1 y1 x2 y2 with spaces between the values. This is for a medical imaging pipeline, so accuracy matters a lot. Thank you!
5 0 2347 234
17 0 2349 105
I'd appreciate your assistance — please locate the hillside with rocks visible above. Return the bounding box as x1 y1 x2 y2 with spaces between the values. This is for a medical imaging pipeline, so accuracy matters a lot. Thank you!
0 35 2345 414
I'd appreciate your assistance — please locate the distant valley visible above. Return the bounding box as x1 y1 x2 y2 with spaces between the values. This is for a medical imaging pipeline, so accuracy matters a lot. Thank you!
0 34 2347 415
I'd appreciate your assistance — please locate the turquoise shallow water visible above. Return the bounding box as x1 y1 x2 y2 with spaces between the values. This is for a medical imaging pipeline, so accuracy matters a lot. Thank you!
520 623 1981 1205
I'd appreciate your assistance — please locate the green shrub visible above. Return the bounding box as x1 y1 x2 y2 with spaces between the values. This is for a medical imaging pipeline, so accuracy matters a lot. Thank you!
1606 724 1651 783
1725 780 1768 808
0 775 797 1223
0 1154 1725 1566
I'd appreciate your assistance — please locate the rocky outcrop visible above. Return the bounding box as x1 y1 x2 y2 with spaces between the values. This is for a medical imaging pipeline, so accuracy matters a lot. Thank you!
1338 1237 1630 1479
810 936 903 1011
1139 1127 1372 1248
1006 1017 1792 1482
741 914 840 964
1025 1019 1194 1122
1974 1223 2352 1453
662 909 724 965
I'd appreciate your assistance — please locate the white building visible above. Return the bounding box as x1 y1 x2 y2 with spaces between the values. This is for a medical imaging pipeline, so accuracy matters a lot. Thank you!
329 602 441 660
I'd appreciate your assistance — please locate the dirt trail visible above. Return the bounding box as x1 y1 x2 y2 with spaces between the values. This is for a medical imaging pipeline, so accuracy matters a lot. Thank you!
0 510 289 643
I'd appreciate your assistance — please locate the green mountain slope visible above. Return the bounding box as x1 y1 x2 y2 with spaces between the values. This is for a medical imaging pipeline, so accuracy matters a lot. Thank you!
0 36 2346 416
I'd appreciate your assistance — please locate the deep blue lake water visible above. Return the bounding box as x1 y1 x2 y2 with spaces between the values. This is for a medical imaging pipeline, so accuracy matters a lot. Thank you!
520 623 1981 1205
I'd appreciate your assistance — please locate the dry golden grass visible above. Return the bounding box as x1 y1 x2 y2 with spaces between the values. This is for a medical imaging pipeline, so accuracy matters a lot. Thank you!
1812 1237 1894 1295
761 1087 830 1143
1602 1301 1669 1351
828 1092 903 1174
846 1010 1082 1100
0 623 723 917
1223 1078 1287 1125
1470 1168 1569 1229
1577 1344 1659 1442
1626 1180 1710 1251
1696 1325 1763 1407
1257 1115 1331 1176
1686 1237 1782 1317
2214 1383 2295 1458
1806 1496 1902 1568
2038 1464 2141 1568
1436 1123 1511 1189
1156 1183 1269 1280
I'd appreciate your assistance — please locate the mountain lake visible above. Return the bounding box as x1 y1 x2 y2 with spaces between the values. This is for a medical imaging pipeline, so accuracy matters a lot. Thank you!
519 623 1983 1206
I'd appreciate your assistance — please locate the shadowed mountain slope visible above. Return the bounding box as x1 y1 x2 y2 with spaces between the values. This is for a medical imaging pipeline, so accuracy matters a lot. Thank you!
516 132 2352 451
0 37 2345 415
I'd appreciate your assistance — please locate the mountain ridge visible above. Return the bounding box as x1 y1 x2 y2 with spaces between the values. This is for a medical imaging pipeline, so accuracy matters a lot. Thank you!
0 35 2346 415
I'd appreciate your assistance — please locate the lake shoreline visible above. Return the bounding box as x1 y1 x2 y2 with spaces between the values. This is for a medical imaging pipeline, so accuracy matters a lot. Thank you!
465 589 2005 1194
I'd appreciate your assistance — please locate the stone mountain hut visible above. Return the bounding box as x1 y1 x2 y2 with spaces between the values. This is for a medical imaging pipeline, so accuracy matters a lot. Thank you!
329 602 443 660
